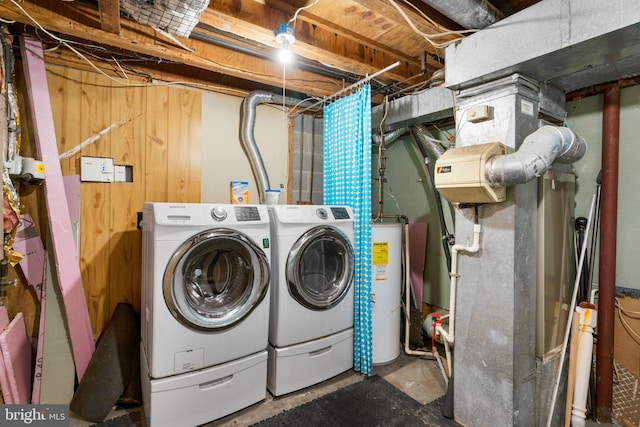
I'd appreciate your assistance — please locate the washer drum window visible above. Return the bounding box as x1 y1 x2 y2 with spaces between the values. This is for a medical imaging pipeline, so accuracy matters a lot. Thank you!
287 226 354 310
163 229 270 331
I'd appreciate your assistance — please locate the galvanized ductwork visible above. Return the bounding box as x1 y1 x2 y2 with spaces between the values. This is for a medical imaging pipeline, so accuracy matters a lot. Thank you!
371 127 408 145
240 91 314 204
485 125 586 186
372 125 446 160
412 124 446 159
419 0 503 29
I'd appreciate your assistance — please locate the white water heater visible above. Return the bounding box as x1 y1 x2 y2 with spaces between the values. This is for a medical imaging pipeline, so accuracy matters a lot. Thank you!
371 222 402 365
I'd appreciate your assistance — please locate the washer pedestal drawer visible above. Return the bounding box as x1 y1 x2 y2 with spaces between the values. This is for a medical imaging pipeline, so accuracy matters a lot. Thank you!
141 346 267 427
267 328 353 396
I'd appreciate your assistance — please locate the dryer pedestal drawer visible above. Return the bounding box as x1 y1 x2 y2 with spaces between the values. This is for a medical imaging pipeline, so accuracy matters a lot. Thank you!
267 328 353 396
141 346 267 427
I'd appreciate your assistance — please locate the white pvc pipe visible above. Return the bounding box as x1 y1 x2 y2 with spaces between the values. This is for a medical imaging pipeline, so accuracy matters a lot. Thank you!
545 194 596 427
437 224 482 347
432 346 449 385
571 305 598 427
443 336 453 376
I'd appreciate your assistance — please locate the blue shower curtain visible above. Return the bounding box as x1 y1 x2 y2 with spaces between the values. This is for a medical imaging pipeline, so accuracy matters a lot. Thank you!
323 85 372 375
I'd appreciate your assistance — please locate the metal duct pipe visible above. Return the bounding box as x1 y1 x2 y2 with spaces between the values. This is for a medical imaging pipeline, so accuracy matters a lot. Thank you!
372 127 409 145
418 0 503 29
412 124 446 159
596 84 620 423
485 125 587 186
240 91 315 204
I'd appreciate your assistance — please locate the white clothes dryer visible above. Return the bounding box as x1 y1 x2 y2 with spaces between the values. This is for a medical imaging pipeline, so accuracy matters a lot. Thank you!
267 205 355 396
140 203 271 426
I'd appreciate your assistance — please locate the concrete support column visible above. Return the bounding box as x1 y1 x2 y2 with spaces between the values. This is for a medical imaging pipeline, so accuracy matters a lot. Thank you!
452 75 543 427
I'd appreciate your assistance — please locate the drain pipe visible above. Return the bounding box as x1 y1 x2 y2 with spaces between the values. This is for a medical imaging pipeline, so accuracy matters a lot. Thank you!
485 125 587 186
240 91 315 204
596 84 620 423
436 223 481 349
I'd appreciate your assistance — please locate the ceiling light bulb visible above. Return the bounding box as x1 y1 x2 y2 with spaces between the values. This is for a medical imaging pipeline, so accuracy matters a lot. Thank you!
278 47 292 63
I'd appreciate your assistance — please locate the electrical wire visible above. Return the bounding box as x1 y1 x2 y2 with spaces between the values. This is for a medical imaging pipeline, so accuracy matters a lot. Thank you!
288 0 319 27
616 297 640 345
387 0 477 49
10 0 340 95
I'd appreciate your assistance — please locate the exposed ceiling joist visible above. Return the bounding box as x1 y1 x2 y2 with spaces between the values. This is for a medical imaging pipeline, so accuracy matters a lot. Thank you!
199 7 418 84
0 0 549 101
0 1 346 97
97 0 120 34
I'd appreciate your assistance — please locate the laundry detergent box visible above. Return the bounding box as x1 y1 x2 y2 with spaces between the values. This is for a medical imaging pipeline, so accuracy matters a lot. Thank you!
230 180 249 204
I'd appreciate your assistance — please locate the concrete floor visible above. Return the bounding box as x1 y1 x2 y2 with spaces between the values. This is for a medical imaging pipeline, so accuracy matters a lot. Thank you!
207 350 448 426
68 349 624 426
69 349 447 426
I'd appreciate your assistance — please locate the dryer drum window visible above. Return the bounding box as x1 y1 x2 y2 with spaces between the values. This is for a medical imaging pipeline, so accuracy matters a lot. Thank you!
287 226 354 310
163 229 270 331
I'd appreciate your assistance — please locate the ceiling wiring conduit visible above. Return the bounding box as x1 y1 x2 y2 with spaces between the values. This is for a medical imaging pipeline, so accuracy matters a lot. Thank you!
240 91 315 204
485 125 587 186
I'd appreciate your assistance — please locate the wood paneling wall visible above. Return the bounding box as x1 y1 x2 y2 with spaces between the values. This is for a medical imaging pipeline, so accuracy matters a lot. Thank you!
18 65 201 338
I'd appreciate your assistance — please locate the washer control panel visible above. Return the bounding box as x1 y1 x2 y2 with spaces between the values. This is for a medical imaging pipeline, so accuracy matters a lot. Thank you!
330 207 351 219
210 206 227 221
315 208 328 220
234 206 261 221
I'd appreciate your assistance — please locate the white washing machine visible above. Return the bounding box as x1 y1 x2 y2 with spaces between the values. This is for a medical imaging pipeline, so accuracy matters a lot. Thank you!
267 205 355 396
140 203 271 427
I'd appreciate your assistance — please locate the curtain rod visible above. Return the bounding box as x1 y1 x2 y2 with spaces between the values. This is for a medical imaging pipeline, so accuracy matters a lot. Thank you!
294 61 401 116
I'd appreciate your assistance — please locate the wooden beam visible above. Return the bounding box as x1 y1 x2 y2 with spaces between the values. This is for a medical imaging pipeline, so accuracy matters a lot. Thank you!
266 0 440 65
204 1 428 79
98 0 120 34
1 2 346 97
199 10 411 84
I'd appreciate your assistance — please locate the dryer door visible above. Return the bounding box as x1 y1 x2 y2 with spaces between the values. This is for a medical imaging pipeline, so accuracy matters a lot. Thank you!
286 225 354 310
163 228 269 331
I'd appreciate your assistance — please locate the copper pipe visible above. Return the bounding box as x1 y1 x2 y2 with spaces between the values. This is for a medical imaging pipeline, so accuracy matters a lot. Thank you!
595 83 620 422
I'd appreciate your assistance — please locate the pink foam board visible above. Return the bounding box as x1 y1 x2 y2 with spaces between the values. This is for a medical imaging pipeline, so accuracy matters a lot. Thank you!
0 307 13 404
14 214 45 301
0 313 32 404
20 35 95 380
63 175 81 222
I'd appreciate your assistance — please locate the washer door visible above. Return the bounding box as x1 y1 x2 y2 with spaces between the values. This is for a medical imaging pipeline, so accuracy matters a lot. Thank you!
286 225 354 310
163 228 269 331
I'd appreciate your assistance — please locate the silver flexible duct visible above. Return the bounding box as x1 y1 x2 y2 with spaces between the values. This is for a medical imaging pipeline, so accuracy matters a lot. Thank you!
240 91 314 204
412 124 446 159
418 0 503 29
485 125 587 186
372 127 409 145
